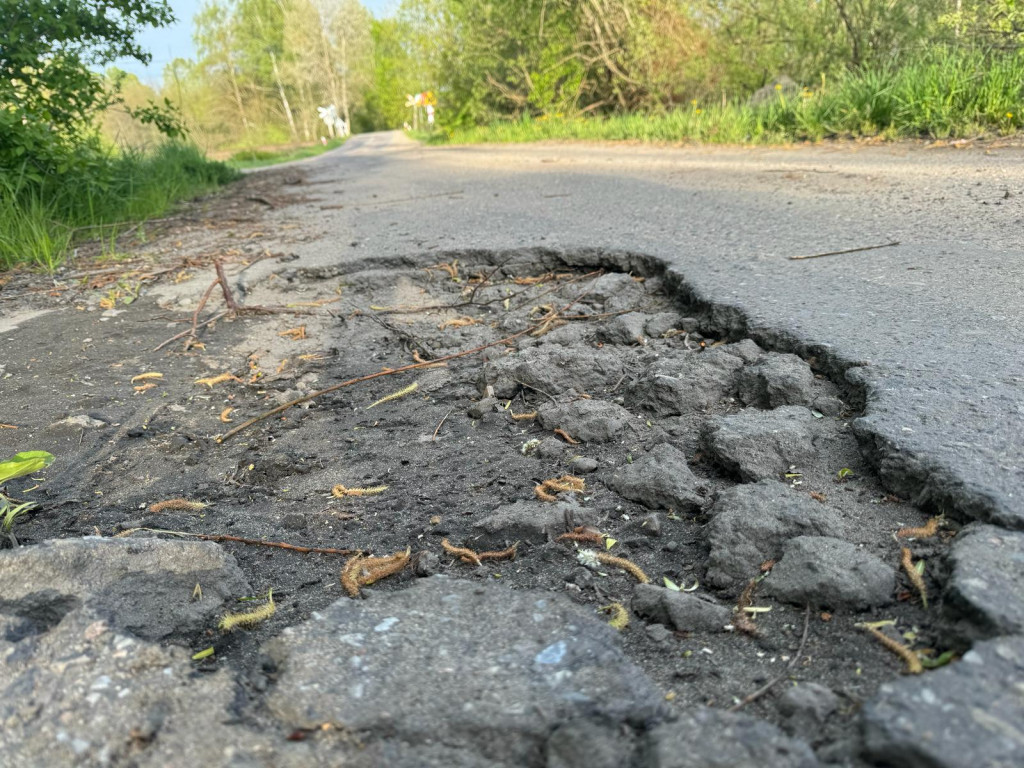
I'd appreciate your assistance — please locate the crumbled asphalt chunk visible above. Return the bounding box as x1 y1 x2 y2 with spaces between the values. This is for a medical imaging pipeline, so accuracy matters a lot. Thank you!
642 708 820 768
0 537 249 641
705 481 846 589
537 399 637 443
467 396 498 420
703 405 818 482
570 456 599 473
474 499 597 541
778 683 839 735
0 609 284 768
545 718 640 768
764 536 894 610
943 524 1024 642
632 348 744 416
265 578 666 765
607 443 703 512
581 272 646 311
640 513 662 537
632 584 730 632
536 436 568 459
598 311 647 344
644 312 684 339
481 346 625 399
737 353 816 408
726 338 766 363
862 635 1024 768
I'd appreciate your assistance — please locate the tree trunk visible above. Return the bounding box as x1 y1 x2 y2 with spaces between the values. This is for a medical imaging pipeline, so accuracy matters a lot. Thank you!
269 49 298 141
226 53 251 134
339 36 351 128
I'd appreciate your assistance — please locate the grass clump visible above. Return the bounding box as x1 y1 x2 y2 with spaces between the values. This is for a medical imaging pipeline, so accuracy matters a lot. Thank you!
0 142 238 273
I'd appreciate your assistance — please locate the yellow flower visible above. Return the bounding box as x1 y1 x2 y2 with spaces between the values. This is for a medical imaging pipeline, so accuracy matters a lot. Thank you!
695 108 702 114
1007 112 1015 119
774 83 783 91
691 99 698 105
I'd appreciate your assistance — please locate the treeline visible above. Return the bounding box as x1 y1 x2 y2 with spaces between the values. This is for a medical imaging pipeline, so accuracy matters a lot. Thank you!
140 0 1023 148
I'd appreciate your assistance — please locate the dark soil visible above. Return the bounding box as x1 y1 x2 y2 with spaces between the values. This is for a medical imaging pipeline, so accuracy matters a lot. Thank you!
0 170 957 765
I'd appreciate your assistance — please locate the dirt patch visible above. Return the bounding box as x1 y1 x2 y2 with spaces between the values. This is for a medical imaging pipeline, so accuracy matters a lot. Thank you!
0 218 961 764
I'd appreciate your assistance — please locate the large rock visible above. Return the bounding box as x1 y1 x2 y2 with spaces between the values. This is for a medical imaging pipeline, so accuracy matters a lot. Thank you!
631 348 744 416
764 536 894 610
0 537 250 641
862 635 1024 768
537 399 637 443
632 584 730 633
474 499 597 542
703 406 817 482
481 346 625 399
737 353 816 408
607 443 703 513
705 482 845 589
943 524 1024 642
0 608 285 767
579 272 646 312
265 578 666 765
642 708 819 768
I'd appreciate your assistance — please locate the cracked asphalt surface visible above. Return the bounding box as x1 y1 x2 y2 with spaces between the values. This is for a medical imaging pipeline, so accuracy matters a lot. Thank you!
255 132 1024 526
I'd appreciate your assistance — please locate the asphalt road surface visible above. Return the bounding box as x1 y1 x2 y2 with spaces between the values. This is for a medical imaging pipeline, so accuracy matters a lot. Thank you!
251 131 1023 527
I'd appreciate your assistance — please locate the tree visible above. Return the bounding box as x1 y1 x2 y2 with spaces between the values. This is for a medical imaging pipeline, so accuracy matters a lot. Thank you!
1 0 176 176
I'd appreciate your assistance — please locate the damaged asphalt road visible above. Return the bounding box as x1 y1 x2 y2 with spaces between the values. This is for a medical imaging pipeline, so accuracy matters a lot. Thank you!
0 133 1022 767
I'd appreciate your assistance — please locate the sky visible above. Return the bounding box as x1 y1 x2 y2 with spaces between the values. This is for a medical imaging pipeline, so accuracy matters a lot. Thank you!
116 0 396 86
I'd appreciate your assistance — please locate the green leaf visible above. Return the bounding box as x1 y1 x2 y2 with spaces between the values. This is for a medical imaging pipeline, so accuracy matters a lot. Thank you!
0 451 55 484
663 577 681 591
192 647 215 661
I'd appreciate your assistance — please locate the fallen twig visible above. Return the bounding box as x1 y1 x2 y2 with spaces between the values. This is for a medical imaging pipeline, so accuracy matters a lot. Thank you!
432 408 454 441
114 527 357 555
729 605 812 711
789 240 900 261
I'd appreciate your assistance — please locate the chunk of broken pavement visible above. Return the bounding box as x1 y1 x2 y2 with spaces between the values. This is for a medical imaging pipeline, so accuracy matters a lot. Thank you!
862 635 1024 768
702 405 817 482
737 353 816 408
632 584 730 632
538 399 637 443
763 536 893 610
265 577 665 765
0 537 249 641
705 481 846 589
608 443 703 513
598 312 647 345
641 707 819 768
632 348 744 416
475 499 598 542
943 523 1024 642
480 346 624 399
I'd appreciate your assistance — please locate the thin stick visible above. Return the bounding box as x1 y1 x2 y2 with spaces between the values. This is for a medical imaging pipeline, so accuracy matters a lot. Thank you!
187 278 220 341
729 605 811 712
214 259 240 311
432 408 454 441
789 241 899 261
117 527 356 555
153 311 229 351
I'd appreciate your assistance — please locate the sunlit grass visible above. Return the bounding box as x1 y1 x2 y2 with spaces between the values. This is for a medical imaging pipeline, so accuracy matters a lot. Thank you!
0 143 238 272
227 137 347 170
429 48 1023 147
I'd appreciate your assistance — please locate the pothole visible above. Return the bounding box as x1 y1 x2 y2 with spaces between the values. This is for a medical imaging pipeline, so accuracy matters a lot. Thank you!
2 247 989 766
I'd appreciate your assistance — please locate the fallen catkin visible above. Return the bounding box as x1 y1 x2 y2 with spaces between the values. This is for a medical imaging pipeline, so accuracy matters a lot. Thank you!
577 550 650 584
861 625 924 674
341 549 411 597
732 578 760 636
147 498 207 514
367 381 418 409
332 484 388 498
901 547 928 608
219 590 275 631
441 538 482 565
600 603 630 630
897 516 941 539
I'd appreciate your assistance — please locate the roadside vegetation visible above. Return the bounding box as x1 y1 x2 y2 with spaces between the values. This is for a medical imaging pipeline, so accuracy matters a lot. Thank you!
226 138 347 170
1 1 237 272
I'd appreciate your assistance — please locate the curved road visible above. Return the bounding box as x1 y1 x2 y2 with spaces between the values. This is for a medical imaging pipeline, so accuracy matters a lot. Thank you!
259 131 1024 525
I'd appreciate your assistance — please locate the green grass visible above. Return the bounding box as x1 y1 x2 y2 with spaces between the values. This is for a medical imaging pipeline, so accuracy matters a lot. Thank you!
429 48 1023 146
227 137 347 170
0 142 238 272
